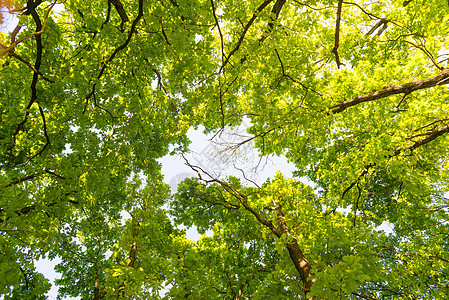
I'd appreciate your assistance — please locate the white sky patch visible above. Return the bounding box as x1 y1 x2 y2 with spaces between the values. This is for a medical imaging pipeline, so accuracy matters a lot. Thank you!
376 221 394 235
194 34 204 43
160 119 295 191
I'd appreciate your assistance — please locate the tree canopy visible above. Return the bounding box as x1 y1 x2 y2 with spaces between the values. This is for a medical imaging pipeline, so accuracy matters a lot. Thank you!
1 0 449 299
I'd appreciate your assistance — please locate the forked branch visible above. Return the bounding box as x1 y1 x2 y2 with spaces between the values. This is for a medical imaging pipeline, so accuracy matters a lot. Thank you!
181 155 315 297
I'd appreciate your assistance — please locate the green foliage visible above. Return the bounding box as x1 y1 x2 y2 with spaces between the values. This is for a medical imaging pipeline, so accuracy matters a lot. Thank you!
1 0 449 299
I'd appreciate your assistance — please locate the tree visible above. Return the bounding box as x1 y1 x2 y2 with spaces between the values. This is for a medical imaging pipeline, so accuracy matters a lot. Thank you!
1 0 448 299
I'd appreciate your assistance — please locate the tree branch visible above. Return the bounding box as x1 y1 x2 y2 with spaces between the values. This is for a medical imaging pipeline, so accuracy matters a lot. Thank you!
9 52 54 83
38 104 51 149
100 0 112 30
221 0 274 71
182 156 315 296
399 125 449 154
182 155 281 236
332 0 343 68
274 203 315 294
10 1 54 152
4 173 38 188
4 169 65 188
342 123 449 197
84 0 144 115
260 0 287 42
210 0 225 66
342 164 375 199
365 18 388 36
159 16 171 45
110 0 129 25
331 69 449 114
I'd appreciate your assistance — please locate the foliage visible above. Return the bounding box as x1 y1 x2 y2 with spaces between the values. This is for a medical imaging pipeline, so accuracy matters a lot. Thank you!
1 0 449 299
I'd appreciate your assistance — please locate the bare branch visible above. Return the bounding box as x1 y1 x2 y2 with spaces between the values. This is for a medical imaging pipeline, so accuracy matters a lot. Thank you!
342 2 378 20
365 18 388 36
181 154 281 236
404 39 442 70
234 164 262 189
